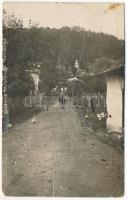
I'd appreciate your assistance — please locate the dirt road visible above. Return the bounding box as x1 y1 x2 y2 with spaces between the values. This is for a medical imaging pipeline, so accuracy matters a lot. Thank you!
2 103 124 197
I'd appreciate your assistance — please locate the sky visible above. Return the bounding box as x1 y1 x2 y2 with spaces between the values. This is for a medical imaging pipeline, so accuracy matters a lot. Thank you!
3 2 125 39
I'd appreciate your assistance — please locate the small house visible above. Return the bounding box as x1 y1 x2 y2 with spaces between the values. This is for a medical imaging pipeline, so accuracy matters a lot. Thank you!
99 58 124 133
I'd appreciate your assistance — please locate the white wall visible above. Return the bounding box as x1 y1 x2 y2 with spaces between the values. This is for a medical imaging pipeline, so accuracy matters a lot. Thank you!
31 73 39 91
106 75 122 133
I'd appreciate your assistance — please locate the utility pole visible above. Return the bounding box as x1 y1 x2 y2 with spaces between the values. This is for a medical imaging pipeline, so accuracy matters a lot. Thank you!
29 19 32 28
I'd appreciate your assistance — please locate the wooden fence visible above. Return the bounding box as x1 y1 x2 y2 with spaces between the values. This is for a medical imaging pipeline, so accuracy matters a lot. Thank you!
8 95 43 124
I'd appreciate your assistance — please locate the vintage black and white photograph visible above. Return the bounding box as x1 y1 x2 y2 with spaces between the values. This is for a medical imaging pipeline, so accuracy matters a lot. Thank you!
2 1 125 197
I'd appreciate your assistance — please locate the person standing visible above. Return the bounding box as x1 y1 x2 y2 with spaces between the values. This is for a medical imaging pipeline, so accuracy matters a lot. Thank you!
59 87 65 109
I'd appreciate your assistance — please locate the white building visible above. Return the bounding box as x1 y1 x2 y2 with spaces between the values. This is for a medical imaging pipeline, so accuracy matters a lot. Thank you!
74 59 79 69
30 69 40 95
100 59 124 133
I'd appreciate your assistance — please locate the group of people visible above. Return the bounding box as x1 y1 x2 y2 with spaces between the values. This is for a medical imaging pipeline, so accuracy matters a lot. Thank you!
58 95 66 109
58 87 66 109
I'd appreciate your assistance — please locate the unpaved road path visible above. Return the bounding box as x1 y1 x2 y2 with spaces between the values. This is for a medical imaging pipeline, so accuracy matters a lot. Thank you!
2 103 124 197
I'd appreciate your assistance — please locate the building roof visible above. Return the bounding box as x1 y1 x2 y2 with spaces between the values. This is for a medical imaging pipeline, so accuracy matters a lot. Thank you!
30 69 40 75
77 69 92 78
97 58 124 76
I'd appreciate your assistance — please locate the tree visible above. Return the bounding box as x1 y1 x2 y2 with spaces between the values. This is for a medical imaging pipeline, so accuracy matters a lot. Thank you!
3 11 124 97
3 12 35 97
